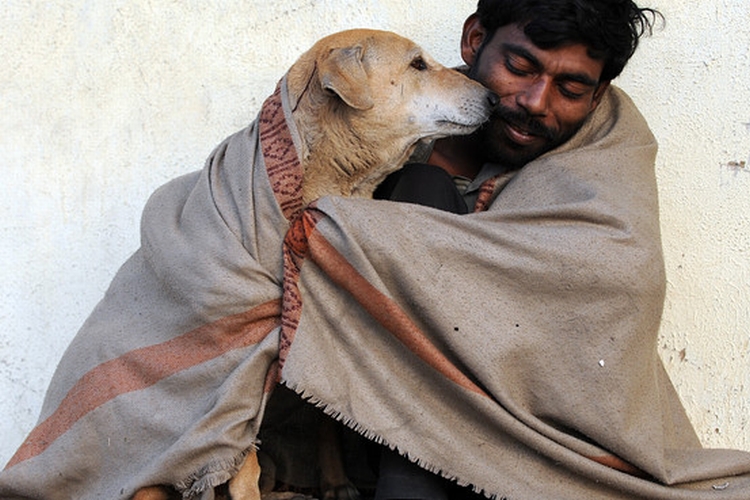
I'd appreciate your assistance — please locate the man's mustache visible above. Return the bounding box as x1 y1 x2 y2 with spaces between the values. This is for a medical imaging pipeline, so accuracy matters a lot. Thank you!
491 104 556 142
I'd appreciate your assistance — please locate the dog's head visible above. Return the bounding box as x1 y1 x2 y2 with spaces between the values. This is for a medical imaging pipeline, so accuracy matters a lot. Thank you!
288 29 496 201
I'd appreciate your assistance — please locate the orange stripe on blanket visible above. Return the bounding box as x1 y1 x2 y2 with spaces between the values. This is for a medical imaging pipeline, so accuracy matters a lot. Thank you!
304 228 488 398
473 175 498 213
7 299 281 469
587 453 651 479
279 209 324 368
260 81 304 222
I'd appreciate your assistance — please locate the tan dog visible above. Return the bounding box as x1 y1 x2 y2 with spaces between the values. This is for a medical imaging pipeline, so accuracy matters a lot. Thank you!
133 28 494 500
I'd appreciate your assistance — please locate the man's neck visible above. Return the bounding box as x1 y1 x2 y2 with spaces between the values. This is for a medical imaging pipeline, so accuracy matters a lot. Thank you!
427 135 485 180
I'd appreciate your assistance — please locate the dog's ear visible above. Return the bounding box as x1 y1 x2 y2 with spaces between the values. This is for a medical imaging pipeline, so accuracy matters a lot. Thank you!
318 46 374 111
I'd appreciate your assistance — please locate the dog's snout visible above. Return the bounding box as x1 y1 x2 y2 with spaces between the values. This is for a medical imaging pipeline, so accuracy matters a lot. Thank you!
487 91 500 108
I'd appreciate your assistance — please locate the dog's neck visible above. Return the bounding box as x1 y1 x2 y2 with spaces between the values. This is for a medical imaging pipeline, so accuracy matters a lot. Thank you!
287 62 415 205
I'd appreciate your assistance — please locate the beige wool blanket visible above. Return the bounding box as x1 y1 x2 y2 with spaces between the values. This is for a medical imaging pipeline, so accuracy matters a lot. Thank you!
2 77 750 500
0 80 300 499
278 87 750 499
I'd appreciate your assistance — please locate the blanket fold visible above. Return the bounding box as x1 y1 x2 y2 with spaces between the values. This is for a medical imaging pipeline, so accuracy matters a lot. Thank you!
2 79 749 500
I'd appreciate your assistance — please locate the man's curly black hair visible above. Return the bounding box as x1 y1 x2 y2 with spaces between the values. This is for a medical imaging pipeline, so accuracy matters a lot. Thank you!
474 0 663 82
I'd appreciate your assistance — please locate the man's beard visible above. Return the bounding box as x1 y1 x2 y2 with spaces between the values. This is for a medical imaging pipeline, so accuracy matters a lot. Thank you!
477 103 583 169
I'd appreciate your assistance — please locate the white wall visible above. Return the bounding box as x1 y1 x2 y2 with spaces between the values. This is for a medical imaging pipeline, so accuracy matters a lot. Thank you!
1 0 748 466
617 0 750 451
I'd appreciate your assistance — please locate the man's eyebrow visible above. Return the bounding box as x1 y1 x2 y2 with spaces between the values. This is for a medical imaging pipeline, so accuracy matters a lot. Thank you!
502 42 600 88
502 43 541 68
558 72 599 88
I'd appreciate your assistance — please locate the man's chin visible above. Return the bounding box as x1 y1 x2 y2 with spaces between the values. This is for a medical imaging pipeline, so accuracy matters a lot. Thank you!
482 136 549 169
493 152 540 170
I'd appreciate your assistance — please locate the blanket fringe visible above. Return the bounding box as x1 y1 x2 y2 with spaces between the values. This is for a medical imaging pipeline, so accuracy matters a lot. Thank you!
176 443 259 498
280 380 503 500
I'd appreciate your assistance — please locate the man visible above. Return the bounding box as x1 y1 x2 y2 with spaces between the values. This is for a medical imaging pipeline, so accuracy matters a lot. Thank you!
370 1 663 498
378 0 660 211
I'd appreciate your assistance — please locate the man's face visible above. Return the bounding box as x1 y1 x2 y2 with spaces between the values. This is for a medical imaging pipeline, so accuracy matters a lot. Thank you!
461 18 609 168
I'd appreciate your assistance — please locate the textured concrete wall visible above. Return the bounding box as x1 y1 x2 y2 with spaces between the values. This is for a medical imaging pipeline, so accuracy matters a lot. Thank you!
616 0 750 451
1 0 748 466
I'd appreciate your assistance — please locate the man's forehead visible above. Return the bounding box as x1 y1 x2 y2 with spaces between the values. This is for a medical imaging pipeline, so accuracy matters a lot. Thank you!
491 23 605 82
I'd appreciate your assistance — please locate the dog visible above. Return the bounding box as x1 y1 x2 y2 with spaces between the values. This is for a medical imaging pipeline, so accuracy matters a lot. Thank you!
132 28 495 500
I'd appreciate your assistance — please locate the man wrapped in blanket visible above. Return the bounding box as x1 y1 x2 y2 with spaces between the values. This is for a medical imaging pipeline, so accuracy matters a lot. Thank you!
278 1 750 499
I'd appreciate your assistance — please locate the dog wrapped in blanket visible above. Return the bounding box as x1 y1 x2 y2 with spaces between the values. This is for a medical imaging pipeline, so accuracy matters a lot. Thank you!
0 29 495 500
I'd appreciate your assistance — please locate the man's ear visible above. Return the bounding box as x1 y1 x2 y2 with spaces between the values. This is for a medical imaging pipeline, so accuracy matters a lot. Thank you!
590 81 611 113
318 45 374 111
461 14 487 67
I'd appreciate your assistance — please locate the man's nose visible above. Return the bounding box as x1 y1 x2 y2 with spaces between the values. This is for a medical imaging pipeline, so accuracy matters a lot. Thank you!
516 79 551 116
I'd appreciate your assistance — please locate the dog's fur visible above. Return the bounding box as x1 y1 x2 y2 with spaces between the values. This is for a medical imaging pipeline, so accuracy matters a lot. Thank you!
133 29 494 500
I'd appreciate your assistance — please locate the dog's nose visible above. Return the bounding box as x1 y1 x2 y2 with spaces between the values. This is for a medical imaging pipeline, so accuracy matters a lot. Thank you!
487 91 500 108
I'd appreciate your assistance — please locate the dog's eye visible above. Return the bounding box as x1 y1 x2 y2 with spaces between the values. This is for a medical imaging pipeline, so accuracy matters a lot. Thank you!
410 56 428 71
